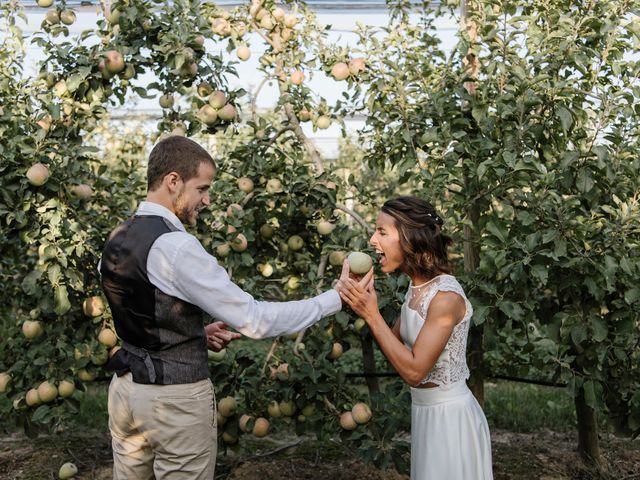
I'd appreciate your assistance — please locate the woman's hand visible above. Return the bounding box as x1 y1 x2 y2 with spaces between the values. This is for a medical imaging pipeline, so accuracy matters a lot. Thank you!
338 269 379 322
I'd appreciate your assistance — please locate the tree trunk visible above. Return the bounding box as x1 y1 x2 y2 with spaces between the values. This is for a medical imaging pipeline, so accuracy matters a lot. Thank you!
575 387 604 469
361 333 380 398
460 0 485 407
464 204 484 406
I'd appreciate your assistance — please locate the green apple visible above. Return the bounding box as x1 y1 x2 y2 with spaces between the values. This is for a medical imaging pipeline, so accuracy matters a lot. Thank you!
208 348 226 362
159 94 174 109
37 381 58 403
218 104 236 121
252 417 269 437
265 178 283 193
25 388 41 407
77 368 95 382
316 115 331 129
279 400 296 416
26 163 50 186
230 233 248 252
351 402 372 424
267 400 281 417
331 62 350 81
287 276 301 290
218 396 237 417
259 224 274 239
22 320 43 339
236 45 251 61
348 251 373 275
287 235 304 251
239 414 254 433
83 296 105 317
0 373 12 393
329 251 347 267
339 411 357 430
237 177 254 193
58 462 78 479
216 243 231 257
58 380 75 398
209 91 226 109
328 342 343 360
97 328 118 348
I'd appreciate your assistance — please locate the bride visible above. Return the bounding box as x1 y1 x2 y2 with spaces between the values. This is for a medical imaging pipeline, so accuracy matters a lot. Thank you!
338 196 493 479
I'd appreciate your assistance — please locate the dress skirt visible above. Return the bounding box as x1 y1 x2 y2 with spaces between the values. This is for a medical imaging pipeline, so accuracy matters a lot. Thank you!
410 380 493 480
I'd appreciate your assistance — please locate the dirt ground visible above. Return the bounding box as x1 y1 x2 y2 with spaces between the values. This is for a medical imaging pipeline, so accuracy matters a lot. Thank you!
0 429 638 480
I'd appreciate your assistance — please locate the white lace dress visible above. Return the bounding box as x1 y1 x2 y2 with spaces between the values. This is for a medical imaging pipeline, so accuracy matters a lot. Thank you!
400 275 493 480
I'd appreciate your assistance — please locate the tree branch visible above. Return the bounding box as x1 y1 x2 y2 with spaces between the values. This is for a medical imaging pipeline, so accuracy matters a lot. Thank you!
266 125 294 148
251 76 270 121
335 203 372 234
283 103 325 173
261 338 279 375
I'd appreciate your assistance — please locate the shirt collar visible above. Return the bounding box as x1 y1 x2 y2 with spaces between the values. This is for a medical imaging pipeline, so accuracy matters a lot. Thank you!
136 201 186 232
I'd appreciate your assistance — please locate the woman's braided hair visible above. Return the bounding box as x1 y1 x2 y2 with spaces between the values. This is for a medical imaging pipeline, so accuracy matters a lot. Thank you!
381 196 453 279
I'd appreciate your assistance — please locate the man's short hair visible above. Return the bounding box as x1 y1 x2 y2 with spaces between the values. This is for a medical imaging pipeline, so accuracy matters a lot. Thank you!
147 136 216 191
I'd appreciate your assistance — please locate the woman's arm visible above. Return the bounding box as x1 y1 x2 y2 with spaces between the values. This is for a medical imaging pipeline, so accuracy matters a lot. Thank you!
340 276 465 386
391 316 402 342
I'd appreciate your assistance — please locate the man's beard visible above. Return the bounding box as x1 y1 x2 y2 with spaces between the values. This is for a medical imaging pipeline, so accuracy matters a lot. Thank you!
174 190 195 225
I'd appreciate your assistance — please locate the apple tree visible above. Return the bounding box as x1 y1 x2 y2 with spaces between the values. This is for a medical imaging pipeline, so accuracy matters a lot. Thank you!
0 0 412 471
341 0 640 468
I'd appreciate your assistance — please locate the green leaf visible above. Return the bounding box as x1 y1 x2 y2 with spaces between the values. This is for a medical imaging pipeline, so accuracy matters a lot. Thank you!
22 270 43 295
571 326 587 346
54 285 71 315
31 405 51 422
576 168 594 193
486 221 508 243
591 317 608 342
554 239 567 257
619 256 633 275
525 232 541 251
47 263 62 286
531 264 548 284
542 230 559 244
556 106 573 131
472 305 490 325
624 288 640 304
498 300 524 320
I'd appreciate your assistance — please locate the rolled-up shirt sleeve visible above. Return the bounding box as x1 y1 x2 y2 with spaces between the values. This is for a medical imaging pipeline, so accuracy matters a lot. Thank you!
147 232 341 339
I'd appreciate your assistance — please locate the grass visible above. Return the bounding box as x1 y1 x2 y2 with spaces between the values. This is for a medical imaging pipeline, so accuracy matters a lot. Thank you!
2 379 580 435
67 384 109 432
484 380 576 432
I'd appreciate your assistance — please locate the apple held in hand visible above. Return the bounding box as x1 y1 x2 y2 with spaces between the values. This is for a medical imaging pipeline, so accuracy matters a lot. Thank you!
348 252 373 275
208 348 227 362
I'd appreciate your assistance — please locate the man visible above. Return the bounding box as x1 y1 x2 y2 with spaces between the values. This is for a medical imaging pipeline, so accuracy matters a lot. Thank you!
100 135 359 479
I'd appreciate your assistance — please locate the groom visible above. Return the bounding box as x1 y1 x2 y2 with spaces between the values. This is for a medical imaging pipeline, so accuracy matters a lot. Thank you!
101 135 356 479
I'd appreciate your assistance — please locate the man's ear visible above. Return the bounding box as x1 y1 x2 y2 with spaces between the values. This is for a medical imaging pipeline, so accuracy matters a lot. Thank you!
164 172 182 193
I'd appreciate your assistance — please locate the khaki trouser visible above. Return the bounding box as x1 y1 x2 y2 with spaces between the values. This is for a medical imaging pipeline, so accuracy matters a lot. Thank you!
108 373 217 480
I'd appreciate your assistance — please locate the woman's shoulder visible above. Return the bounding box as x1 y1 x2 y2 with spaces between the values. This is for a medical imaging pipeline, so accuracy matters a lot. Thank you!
433 274 467 297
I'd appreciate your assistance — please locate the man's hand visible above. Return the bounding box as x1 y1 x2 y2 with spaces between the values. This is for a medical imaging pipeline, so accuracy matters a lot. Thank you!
205 322 241 352
333 259 352 294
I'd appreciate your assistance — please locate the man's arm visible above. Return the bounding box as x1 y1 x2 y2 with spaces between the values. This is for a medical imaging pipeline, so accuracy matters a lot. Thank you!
148 233 342 339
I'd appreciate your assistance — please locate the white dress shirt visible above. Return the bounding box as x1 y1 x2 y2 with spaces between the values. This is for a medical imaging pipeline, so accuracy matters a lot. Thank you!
124 201 342 339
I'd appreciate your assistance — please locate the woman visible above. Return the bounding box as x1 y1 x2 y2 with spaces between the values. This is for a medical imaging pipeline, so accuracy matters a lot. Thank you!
339 196 493 479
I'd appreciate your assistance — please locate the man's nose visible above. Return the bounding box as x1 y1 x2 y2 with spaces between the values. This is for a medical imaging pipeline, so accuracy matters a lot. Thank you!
202 193 210 206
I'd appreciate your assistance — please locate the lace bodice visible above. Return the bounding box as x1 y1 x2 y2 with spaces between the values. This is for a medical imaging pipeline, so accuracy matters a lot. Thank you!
399 274 472 386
